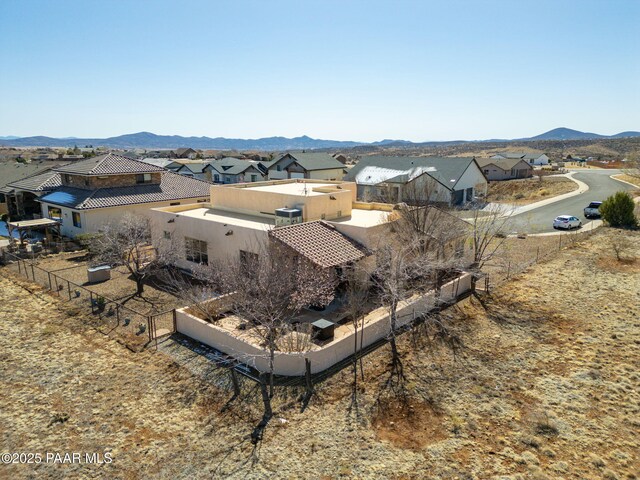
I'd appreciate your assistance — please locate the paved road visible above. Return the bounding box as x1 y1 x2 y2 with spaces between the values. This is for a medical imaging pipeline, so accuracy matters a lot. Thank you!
507 170 636 234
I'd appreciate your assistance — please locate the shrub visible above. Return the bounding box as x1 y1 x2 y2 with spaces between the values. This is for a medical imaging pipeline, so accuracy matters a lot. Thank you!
600 191 638 228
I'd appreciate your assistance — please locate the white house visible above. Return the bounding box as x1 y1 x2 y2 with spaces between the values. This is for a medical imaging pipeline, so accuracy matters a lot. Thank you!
491 152 550 166
344 156 488 205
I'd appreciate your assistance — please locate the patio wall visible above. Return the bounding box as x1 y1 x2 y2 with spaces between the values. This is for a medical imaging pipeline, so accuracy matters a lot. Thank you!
176 272 472 376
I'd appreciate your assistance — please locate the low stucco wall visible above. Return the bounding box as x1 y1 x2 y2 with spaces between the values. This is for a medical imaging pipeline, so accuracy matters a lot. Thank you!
176 272 472 376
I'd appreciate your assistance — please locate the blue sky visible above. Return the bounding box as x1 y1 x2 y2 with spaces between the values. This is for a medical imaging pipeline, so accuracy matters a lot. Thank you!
1 0 638 141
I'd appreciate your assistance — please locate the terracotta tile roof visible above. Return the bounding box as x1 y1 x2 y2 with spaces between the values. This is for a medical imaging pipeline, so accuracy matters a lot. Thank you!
39 171 210 210
54 153 165 175
269 221 367 268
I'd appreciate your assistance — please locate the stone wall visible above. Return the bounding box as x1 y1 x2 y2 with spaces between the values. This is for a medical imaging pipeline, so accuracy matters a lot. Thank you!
62 172 162 190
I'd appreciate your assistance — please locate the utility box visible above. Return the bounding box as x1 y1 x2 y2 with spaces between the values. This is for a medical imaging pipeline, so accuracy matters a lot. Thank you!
87 265 111 283
275 207 303 227
311 318 335 341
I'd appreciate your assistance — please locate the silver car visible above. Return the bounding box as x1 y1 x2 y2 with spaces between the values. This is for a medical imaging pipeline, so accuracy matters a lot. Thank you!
553 215 582 230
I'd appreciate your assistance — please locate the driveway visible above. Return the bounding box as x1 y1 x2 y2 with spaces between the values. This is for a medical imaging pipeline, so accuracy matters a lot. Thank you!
506 169 637 234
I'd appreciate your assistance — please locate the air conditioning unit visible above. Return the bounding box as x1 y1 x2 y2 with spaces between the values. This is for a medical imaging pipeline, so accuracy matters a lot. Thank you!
275 207 303 226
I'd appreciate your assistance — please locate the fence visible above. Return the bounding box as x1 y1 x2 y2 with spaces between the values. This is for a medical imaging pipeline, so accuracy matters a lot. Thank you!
482 227 598 291
0 250 175 351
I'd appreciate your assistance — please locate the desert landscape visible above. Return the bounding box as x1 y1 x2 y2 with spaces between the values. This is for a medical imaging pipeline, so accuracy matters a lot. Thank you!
1 227 638 479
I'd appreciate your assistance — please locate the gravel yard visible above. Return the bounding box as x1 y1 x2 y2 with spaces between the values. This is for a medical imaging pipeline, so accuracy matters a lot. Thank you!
1 228 638 479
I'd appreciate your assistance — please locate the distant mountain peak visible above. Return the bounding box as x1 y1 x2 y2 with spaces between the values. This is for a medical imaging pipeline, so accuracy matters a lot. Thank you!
0 128 638 149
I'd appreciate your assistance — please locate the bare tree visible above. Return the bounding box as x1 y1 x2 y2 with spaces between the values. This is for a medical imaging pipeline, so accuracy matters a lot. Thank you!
467 204 514 279
194 240 338 445
340 264 371 408
92 214 172 297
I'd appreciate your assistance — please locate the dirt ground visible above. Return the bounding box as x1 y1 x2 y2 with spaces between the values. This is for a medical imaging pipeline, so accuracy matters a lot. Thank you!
486 176 578 205
1 227 639 479
27 251 181 314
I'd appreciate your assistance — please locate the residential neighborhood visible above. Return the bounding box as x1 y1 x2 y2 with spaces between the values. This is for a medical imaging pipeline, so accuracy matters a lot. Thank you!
1 1 639 478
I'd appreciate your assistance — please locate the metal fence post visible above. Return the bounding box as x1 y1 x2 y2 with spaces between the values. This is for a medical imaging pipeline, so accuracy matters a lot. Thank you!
47 271 52 290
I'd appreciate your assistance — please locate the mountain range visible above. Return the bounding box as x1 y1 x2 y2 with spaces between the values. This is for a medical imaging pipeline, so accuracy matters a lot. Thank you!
0 128 638 150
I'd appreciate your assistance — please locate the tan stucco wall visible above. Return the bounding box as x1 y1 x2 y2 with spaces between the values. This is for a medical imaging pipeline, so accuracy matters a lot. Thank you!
175 272 472 376
150 207 269 269
210 181 357 222
305 168 346 181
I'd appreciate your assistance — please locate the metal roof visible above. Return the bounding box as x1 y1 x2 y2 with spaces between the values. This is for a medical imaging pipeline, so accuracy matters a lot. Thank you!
271 153 346 172
345 156 477 190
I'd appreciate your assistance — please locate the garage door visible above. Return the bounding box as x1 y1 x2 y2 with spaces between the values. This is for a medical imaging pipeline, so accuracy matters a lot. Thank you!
290 172 305 179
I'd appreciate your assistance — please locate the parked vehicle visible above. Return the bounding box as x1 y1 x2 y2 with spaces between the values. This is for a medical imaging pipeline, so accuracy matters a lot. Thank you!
553 215 582 230
583 201 602 219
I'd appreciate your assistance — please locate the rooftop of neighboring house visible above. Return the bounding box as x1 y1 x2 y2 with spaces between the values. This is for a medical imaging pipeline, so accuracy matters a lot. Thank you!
38 171 211 210
266 152 347 171
206 157 264 175
476 157 534 170
345 156 479 189
170 205 274 230
139 157 177 169
493 152 545 160
6 170 62 193
54 153 165 176
0 160 70 194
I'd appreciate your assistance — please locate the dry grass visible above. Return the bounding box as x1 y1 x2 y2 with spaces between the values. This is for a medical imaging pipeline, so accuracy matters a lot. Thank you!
1 228 639 478
613 173 640 188
486 176 578 205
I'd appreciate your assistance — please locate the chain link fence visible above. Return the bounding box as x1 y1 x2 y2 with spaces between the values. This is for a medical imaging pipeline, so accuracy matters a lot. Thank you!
0 250 175 351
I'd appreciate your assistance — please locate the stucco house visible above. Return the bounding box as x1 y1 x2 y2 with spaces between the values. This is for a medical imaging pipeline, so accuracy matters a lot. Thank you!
264 153 347 181
491 152 549 166
475 157 533 181
344 156 488 205
36 153 210 237
150 179 396 273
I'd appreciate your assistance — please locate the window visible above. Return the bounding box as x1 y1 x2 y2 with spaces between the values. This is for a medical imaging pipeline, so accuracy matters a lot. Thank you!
136 173 152 184
225 176 231 183
48 206 62 221
276 165 282 171
163 231 171 240
483 169 489 174
62 174 71 184
72 211 81 228
197 199 207 203
250 174 258 182
170 202 180 206
185 237 208 265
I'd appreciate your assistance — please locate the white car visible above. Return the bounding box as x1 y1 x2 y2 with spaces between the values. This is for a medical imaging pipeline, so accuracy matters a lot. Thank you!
553 215 582 230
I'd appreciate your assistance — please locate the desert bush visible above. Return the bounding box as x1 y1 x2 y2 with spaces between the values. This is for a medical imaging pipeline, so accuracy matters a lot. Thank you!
600 191 638 228
610 236 635 262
